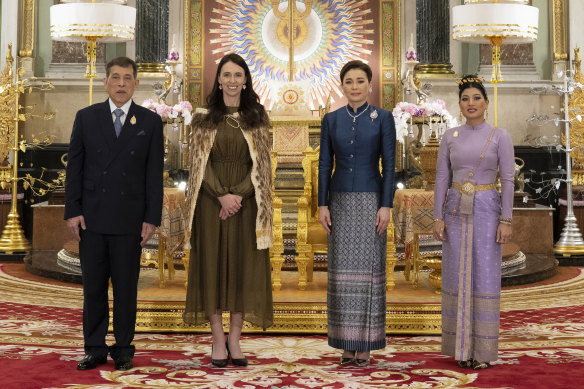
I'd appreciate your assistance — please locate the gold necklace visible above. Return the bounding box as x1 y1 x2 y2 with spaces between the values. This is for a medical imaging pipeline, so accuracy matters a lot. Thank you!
225 114 242 130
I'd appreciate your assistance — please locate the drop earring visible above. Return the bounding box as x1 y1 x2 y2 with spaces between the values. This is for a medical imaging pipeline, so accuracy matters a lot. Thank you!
243 84 246 90
219 84 223 90
369 87 372 93
458 111 463 122
485 110 489 120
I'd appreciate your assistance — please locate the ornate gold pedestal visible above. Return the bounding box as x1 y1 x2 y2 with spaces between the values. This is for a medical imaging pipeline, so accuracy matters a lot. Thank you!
408 116 442 191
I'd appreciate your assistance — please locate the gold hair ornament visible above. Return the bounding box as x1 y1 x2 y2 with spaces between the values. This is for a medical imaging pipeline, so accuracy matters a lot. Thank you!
456 76 485 85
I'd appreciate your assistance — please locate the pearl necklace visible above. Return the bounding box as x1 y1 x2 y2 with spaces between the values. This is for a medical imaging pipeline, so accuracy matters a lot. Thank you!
345 103 370 123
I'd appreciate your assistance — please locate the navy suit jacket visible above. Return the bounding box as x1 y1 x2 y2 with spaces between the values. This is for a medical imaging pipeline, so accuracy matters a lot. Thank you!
64 99 164 235
318 104 396 207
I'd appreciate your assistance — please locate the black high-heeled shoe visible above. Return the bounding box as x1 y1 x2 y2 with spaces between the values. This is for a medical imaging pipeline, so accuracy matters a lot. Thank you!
226 338 248 367
211 343 228 367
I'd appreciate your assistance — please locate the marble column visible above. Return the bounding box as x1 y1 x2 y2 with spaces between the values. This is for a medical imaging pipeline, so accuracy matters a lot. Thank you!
415 0 455 76
135 0 169 73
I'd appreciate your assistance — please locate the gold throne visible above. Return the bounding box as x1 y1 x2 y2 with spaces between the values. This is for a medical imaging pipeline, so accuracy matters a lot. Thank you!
269 150 285 291
295 146 398 291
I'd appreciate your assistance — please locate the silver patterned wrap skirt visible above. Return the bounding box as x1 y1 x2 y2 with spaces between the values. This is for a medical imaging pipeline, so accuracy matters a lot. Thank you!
327 192 387 351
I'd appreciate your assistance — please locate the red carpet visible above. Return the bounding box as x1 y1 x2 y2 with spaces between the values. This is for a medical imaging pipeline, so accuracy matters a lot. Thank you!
1 264 584 388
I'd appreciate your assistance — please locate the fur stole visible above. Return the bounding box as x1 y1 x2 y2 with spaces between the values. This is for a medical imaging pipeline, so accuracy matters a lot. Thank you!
183 108 273 249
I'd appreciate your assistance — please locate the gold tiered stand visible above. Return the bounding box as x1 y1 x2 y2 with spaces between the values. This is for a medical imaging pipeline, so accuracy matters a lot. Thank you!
0 44 30 253
407 116 442 191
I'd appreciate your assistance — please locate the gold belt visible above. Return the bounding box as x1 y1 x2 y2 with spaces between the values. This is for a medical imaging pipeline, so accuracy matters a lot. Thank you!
452 182 496 196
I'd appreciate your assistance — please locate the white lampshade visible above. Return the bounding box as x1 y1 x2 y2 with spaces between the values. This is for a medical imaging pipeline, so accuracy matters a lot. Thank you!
452 3 538 44
50 2 136 42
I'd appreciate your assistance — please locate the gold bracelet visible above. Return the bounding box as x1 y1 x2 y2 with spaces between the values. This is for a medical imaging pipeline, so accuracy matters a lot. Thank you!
433 218 443 222
499 220 512 225
499 217 512 223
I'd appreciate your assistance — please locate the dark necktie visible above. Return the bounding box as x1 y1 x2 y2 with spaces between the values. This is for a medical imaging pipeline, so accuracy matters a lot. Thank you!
113 108 124 137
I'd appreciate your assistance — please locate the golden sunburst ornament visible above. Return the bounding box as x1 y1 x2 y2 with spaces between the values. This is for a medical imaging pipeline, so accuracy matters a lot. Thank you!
208 1 374 108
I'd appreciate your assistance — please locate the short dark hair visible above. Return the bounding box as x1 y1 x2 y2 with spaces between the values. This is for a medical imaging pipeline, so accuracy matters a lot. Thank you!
458 74 488 101
106 57 137 78
340 60 372 83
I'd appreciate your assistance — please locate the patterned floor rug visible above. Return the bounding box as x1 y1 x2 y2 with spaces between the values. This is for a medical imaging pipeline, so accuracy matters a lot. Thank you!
1 263 583 389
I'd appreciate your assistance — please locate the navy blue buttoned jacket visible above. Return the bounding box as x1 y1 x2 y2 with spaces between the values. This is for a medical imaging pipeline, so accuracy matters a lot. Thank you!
318 103 396 207
64 99 164 234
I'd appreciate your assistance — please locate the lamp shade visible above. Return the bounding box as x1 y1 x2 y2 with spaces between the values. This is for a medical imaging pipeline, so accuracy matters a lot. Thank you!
452 3 538 44
50 3 136 42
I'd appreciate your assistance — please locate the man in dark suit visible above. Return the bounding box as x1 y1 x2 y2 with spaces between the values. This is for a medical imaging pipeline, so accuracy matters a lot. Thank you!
64 57 164 371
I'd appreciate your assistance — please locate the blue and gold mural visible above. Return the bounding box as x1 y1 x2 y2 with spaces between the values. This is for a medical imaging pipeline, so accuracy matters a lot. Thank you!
184 0 399 112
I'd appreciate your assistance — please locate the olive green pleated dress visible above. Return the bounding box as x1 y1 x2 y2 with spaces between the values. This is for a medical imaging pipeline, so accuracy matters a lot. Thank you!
184 108 273 329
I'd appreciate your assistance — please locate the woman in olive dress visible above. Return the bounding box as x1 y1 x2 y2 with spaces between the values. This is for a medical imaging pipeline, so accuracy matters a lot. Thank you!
183 53 273 367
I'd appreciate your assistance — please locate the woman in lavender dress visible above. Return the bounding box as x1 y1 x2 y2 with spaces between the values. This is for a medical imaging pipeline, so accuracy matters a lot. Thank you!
433 75 514 370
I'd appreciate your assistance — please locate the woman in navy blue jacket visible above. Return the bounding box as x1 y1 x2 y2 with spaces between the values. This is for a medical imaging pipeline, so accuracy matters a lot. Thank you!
318 60 396 367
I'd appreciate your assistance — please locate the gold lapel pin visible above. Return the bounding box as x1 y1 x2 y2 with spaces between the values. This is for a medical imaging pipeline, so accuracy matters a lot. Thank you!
453 130 458 137
130 115 137 125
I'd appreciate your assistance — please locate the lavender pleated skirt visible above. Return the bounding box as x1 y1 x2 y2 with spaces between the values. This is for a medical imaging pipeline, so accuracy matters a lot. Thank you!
441 187 502 362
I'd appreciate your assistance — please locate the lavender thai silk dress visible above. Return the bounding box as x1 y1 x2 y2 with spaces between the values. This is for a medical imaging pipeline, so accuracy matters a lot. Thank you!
434 122 514 363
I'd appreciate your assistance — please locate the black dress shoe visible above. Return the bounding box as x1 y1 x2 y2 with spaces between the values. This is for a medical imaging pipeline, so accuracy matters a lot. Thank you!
77 355 107 370
114 356 133 371
226 339 248 367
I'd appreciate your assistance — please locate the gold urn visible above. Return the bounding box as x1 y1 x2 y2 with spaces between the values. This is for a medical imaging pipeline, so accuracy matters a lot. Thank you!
424 256 442 294
408 116 442 191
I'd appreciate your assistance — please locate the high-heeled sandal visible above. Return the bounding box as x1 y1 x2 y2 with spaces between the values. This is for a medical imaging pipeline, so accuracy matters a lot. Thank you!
211 343 228 368
340 357 354 365
472 360 490 370
226 338 248 367
340 350 355 365
457 359 473 368
354 352 370 367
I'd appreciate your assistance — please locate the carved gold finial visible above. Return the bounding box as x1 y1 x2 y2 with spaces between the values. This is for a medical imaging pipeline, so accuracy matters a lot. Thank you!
6 43 13 65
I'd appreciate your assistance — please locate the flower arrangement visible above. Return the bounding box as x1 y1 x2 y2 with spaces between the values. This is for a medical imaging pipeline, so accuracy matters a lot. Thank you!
392 99 457 142
142 99 193 126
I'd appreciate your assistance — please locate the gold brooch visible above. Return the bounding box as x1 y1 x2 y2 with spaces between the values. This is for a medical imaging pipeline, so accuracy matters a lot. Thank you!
130 116 136 125
453 131 458 137
461 182 475 195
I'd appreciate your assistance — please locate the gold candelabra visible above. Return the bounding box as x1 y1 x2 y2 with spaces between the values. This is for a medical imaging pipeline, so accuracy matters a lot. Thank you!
0 44 29 253
0 44 58 254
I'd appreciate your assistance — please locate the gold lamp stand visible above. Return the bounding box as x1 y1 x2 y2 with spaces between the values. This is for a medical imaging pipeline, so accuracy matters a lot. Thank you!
84 36 100 105
0 45 30 253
